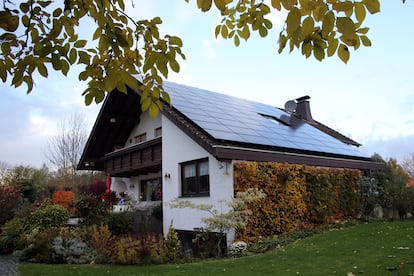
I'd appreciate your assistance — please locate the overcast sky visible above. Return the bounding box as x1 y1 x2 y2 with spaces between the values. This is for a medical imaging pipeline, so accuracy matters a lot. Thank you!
1 1 413 168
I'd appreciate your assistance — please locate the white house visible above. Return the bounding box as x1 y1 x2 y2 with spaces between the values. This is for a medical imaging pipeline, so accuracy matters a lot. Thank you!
78 81 382 246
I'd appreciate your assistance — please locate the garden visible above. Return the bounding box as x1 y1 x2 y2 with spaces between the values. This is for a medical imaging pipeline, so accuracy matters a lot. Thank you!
1 156 414 274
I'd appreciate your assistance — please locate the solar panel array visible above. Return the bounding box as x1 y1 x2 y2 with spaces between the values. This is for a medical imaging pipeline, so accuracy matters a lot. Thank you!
163 81 367 158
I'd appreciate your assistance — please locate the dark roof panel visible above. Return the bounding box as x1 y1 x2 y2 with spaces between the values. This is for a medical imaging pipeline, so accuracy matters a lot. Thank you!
163 81 367 159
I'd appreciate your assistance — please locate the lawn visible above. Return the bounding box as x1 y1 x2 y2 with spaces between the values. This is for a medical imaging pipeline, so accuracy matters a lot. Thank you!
18 220 414 275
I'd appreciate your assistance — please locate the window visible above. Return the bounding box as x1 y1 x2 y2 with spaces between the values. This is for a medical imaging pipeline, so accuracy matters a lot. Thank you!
140 178 162 201
154 127 162 137
135 133 147 143
181 158 209 197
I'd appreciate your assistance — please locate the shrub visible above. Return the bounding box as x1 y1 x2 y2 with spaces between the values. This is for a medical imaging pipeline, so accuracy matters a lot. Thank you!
20 228 60 263
74 194 108 224
53 236 92 264
0 217 25 254
81 179 106 196
166 224 180 261
0 185 22 225
52 190 75 210
228 241 248 257
23 203 69 232
104 212 134 235
89 224 113 263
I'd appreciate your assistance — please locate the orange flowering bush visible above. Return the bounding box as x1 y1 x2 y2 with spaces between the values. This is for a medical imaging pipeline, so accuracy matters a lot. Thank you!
52 190 75 210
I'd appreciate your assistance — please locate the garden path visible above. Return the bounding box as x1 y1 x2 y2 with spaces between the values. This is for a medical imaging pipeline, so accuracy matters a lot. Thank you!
0 254 18 276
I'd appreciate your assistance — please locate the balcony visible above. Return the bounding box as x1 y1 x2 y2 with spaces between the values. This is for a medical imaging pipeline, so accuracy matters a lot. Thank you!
103 137 162 177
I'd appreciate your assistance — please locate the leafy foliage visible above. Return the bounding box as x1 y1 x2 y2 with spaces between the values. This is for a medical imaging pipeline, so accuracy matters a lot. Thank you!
23 203 69 232
104 212 134 236
0 0 185 118
233 161 361 241
1 0 384 116
0 184 22 225
74 194 108 224
52 190 75 210
166 224 181 261
194 0 380 63
52 236 92 264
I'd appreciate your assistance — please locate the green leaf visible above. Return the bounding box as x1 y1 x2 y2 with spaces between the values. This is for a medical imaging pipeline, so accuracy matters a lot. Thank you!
74 40 87 48
301 41 312 58
53 8 62 17
84 91 93 105
214 0 229 11
313 46 325 61
61 60 69 76
169 36 183 47
51 53 62 70
286 7 301 35
0 11 19 32
336 17 356 40
92 28 102 40
69 48 77 64
362 0 380 14
322 11 334 39
338 43 350 63
104 73 119 92
169 59 180 73
302 16 314 37
37 62 48 78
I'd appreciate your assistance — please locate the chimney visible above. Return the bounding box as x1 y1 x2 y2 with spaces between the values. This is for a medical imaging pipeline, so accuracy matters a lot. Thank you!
295 95 315 124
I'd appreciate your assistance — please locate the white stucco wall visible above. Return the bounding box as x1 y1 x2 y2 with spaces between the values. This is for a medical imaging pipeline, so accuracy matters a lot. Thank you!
162 116 235 243
111 110 162 206
124 109 161 147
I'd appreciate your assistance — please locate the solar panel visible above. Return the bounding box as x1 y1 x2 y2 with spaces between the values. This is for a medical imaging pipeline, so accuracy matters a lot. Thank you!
163 81 367 158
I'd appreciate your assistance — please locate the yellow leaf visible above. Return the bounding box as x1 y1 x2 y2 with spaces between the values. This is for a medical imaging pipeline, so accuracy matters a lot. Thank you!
355 3 366 23
302 16 314 37
338 44 350 63
149 102 159 119
327 38 338 57
360 35 371 46
141 97 151 112
286 7 301 35
332 1 353 12
301 41 312 58
322 11 334 39
104 73 119 92
362 0 380 14
336 17 356 40
234 34 240 46
197 0 212 12
221 24 229 38
214 0 229 11
271 0 281 10
37 62 48 78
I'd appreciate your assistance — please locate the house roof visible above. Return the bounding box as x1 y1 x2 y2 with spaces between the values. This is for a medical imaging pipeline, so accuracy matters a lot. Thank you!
78 81 384 171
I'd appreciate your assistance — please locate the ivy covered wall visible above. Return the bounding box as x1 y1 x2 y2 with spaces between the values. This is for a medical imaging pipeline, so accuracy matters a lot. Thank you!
234 161 361 241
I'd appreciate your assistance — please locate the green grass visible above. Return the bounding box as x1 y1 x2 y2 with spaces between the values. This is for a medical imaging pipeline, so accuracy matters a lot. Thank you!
18 220 414 275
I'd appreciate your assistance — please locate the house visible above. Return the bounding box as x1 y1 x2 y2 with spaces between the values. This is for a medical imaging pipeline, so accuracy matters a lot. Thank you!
78 80 383 245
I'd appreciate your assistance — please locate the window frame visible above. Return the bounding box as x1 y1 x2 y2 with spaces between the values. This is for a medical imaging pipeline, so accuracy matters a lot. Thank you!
180 158 210 197
140 178 162 201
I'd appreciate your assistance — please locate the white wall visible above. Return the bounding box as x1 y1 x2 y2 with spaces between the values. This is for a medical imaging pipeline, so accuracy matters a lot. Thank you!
124 110 161 147
162 116 235 243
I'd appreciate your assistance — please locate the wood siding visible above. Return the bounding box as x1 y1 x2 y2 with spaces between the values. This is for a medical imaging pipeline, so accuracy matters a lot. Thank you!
104 138 162 177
